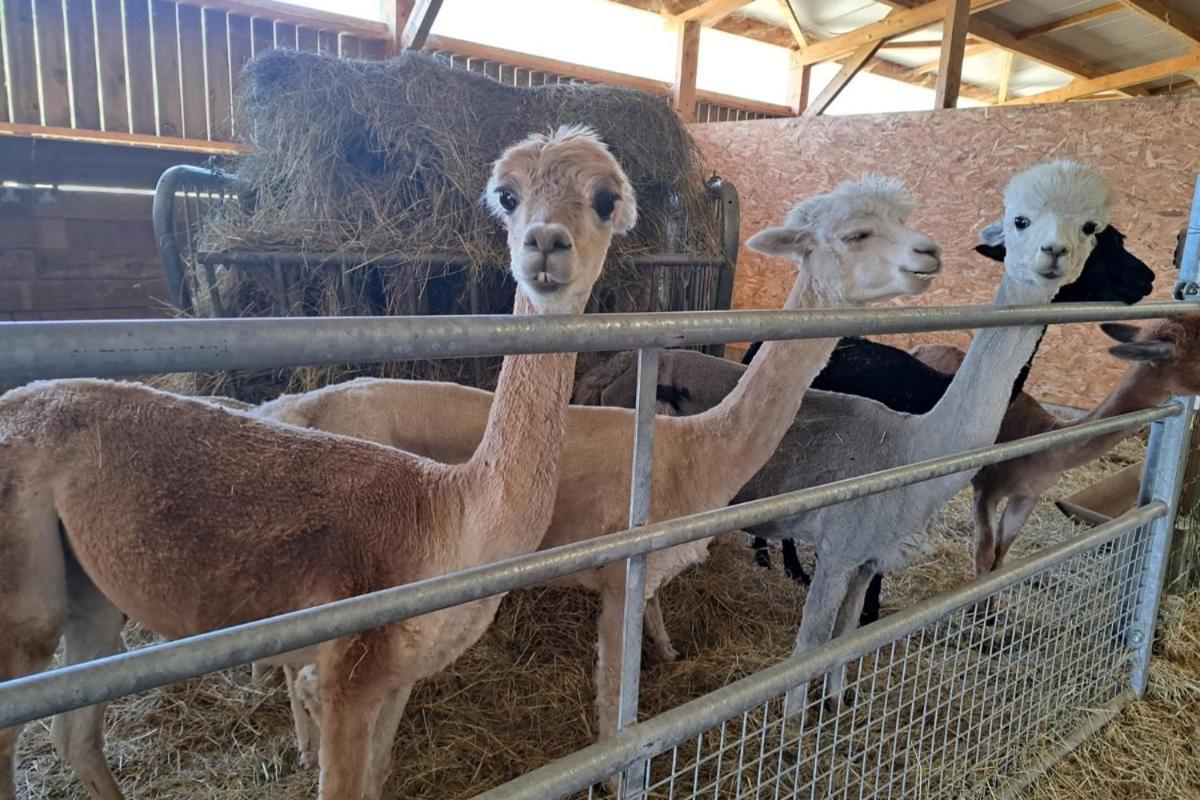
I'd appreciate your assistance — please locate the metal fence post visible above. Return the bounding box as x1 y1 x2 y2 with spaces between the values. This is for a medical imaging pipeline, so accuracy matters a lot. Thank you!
615 347 658 795
1130 395 1196 696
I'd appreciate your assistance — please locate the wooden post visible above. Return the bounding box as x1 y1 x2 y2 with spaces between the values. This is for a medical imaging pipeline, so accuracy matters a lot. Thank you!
935 0 971 108
383 0 415 55
997 49 1013 102
673 20 700 123
400 0 443 51
786 50 811 114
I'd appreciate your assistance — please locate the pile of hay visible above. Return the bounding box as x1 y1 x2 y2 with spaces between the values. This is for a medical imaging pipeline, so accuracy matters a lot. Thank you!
176 50 721 400
20 437 1193 799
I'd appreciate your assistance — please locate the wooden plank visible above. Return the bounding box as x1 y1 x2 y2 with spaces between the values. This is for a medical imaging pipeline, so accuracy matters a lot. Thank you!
317 29 336 54
34 0 71 126
776 0 808 47
251 17 273 55
151 0 183 137
94 0 132 133
3 0 40 123
227 14 252 132
177 4 207 139
383 0 415 55
65 0 101 130
997 48 1013 102
297 26 318 52
934 0 971 108
338 33 361 58
673 20 700 122
1119 0 1200 48
38 251 163 280
805 38 882 115
30 278 170 312
0 132 221 187
786 50 810 114
674 0 753 25
1007 50 1200 104
0 190 152 221
915 41 987 74
203 9 232 141
360 38 387 59
122 0 155 135
400 0 443 50
1016 3 1123 39
797 0 1008 65
0 14 7 122
274 21 297 49
0 249 36 280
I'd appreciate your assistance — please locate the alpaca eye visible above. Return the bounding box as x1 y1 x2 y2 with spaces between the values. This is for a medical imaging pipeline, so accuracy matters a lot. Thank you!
497 189 519 213
593 191 619 221
1082 221 1098 236
1014 216 1031 230
842 231 871 244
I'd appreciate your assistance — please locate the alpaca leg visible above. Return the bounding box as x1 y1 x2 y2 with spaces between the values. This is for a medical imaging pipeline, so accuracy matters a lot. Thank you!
782 540 813 585
783 562 855 715
643 594 678 664
827 565 876 705
362 683 414 800
594 579 626 743
315 640 392 800
859 573 883 626
752 536 772 570
50 564 126 800
284 664 321 769
993 494 1038 572
972 488 1001 577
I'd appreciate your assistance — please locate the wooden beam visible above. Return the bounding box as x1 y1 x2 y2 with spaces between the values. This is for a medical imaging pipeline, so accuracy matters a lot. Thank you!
796 0 1008 66
806 39 883 115
1016 3 1123 39
997 49 1013 101
160 0 388 38
776 0 808 48
673 20 701 122
915 41 988 73
383 1 416 55
0 121 243 154
674 0 753 24
880 37 981 48
860 54 996 102
935 0 972 107
786 50 811 113
400 0 443 50
1118 0 1200 48
1006 50 1200 104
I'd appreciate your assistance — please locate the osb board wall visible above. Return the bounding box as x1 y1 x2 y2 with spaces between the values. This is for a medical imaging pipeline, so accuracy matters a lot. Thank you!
688 94 1200 409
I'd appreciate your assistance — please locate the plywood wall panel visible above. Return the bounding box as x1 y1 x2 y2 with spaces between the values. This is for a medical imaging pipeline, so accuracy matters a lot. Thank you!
689 94 1200 409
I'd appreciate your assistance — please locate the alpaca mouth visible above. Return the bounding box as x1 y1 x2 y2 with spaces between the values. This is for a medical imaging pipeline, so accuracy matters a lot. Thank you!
1037 268 1062 279
527 271 566 292
901 267 939 280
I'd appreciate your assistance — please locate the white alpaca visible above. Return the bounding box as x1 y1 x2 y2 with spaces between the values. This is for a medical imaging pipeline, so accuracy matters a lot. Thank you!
248 177 944 757
0 126 635 800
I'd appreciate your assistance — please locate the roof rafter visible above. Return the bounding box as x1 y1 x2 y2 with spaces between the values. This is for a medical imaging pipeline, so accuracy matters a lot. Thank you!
796 0 1010 66
673 0 754 25
1016 3 1124 39
1005 49 1200 103
1118 0 1200 48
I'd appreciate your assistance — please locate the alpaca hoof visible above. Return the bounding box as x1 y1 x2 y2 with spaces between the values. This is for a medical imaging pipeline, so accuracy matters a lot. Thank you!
299 748 318 771
754 550 772 570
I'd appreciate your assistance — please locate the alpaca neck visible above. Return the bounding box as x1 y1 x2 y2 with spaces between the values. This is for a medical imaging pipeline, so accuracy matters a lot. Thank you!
464 291 576 559
920 275 1056 452
688 269 838 498
1047 363 1169 469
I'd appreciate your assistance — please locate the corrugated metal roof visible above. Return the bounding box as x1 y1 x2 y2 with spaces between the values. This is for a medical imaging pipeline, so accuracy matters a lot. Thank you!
731 0 1200 100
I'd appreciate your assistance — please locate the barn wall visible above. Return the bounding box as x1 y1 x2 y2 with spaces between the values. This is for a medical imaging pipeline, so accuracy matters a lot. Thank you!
0 138 210 321
688 93 1200 409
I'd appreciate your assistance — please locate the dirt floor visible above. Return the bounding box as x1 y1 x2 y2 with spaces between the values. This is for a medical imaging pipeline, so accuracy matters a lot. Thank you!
15 435 1196 799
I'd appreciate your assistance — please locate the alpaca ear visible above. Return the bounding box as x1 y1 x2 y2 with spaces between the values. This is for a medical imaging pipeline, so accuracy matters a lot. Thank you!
747 226 814 259
973 220 1006 262
1101 322 1141 343
1109 340 1176 363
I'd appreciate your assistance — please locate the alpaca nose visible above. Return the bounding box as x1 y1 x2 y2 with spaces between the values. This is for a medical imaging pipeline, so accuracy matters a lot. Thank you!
524 223 573 254
913 242 941 259
1041 243 1070 258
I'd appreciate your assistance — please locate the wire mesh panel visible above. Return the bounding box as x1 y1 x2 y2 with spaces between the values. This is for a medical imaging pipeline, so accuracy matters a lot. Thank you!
1167 406 1200 590
542 519 1155 800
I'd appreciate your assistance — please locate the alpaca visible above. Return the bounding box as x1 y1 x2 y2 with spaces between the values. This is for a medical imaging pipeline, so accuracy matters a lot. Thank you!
247 176 944 755
0 125 636 800
575 225 1154 620
911 315 1200 578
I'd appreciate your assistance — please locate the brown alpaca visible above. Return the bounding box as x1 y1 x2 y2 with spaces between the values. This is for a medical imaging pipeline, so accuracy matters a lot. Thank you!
251 177 944 755
0 126 637 800
912 314 1200 576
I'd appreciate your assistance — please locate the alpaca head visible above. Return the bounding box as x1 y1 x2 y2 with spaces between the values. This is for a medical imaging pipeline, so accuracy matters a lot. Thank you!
743 175 942 305
996 160 1114 288
1102 315 1200 394
484 125 637 314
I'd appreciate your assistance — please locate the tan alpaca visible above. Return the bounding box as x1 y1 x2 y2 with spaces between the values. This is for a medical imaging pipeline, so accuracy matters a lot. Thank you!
0 126 636 800
253 178 944 753
912 315 1200 576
